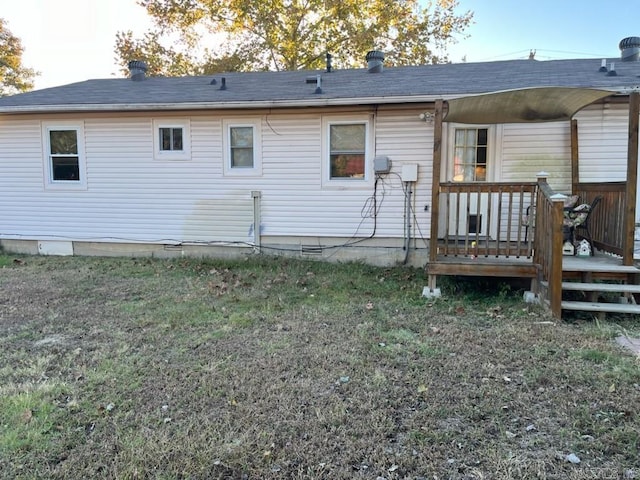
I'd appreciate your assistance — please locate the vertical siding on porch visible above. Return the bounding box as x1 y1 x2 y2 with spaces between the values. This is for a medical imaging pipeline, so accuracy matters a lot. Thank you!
575 104 629 182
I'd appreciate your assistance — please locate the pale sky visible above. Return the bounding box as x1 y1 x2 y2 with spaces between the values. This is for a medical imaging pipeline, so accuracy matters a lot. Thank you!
2 0 639 91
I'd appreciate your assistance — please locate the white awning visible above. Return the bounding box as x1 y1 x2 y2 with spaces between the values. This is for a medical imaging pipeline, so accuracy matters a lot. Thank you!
444 87 614 124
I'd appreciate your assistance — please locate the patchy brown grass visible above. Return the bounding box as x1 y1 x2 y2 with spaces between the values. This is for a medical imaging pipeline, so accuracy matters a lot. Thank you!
0 254 639 479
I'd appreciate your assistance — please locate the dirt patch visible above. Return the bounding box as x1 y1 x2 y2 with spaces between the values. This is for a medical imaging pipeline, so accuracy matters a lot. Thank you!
33 334 68 348
616 335 640 356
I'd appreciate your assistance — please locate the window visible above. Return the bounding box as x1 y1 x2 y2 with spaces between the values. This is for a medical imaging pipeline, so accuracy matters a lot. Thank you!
153 119 190 160
329 123 366 179
223 119 262 176
159 127 183 152
230 126 254 168
42 122 86 189
322 117 371 187
453 128 488 182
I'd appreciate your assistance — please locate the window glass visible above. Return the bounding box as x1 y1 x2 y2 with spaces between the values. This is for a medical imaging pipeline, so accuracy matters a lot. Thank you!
50 130 78 155
230 126 254 168
49 130 79 181
453 128 488 182
160 127 183 151
329 123 366 179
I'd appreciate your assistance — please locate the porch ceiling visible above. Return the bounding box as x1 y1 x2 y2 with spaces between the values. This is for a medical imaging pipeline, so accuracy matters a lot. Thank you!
444 87 613 124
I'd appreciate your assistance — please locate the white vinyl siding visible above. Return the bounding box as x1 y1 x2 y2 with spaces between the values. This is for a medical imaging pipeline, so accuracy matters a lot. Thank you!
500 121 571 192
574 104 629 182
0 108 431 246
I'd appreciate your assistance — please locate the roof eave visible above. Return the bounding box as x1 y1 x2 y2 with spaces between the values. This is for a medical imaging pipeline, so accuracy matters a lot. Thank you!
0 95 444 114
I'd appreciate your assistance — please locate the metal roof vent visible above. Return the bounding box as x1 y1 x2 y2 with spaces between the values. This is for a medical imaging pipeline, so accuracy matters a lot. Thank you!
366 50 385 73
619 36 640 62
128 60 148 81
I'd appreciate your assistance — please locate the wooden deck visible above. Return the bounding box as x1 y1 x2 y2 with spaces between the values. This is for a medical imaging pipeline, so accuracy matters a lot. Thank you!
429 251 638 277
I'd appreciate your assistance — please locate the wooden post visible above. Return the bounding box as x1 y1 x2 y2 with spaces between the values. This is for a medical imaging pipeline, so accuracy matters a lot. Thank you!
428 100 444 288
532 172 548 267
624 92 639 266
570 119 579 195
549 196 565 319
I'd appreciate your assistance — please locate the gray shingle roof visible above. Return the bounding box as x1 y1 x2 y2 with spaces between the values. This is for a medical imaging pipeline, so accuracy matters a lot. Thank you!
0 58 639 113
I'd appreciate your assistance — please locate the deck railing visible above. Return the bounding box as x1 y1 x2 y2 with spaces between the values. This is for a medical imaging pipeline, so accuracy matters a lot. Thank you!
437 182 537 258
573 182 626 256
532 178 565 318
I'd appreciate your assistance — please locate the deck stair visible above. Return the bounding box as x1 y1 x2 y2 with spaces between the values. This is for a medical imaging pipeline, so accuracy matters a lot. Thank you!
541 255 640 317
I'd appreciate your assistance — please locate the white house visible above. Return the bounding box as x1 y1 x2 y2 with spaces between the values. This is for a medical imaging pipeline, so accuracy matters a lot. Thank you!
0 41 639 273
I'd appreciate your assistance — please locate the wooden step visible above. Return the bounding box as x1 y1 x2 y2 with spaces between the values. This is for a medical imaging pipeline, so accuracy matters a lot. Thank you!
561 301 640 314
541 281 640 294
562 256 640 274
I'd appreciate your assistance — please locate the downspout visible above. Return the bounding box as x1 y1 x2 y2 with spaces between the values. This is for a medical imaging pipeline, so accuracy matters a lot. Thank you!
403 181 412 264
252 191 262 252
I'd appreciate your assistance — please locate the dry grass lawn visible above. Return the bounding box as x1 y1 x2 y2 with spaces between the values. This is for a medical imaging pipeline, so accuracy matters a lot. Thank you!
0 254 639 479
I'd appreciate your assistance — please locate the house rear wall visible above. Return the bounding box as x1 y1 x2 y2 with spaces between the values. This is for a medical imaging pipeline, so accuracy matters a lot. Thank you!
0 107 433 266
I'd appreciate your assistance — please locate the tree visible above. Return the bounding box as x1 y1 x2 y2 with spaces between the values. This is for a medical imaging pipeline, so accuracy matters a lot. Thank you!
0 19 37 96
115 0 472 76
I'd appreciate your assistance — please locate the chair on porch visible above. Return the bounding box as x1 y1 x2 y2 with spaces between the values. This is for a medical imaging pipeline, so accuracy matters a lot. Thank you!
572 196 603 255
522 195 580 243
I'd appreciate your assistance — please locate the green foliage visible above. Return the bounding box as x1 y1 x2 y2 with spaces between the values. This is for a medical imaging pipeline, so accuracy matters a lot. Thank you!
0 18 37 96
115 0 473 76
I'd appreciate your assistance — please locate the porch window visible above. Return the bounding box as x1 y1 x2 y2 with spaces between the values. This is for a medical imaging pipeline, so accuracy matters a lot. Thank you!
453 128 487 182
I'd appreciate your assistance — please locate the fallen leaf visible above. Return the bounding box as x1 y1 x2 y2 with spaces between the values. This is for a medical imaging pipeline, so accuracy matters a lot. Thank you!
417 385 428 394
565 453 581 464
609 383 616 393
365 301 374 310
21 409 33 424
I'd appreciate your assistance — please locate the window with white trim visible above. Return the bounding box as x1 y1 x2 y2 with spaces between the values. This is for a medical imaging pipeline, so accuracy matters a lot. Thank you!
452 127 488 182
322 116 372 187
153 119 191 160
223 119 262 176
42 122 86 189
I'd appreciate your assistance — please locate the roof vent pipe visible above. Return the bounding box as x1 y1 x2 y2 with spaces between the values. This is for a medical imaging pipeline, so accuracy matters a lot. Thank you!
599 59 608 72
619 36 640 62
366 50 385 73
127 60 147 81
326 53 333 73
